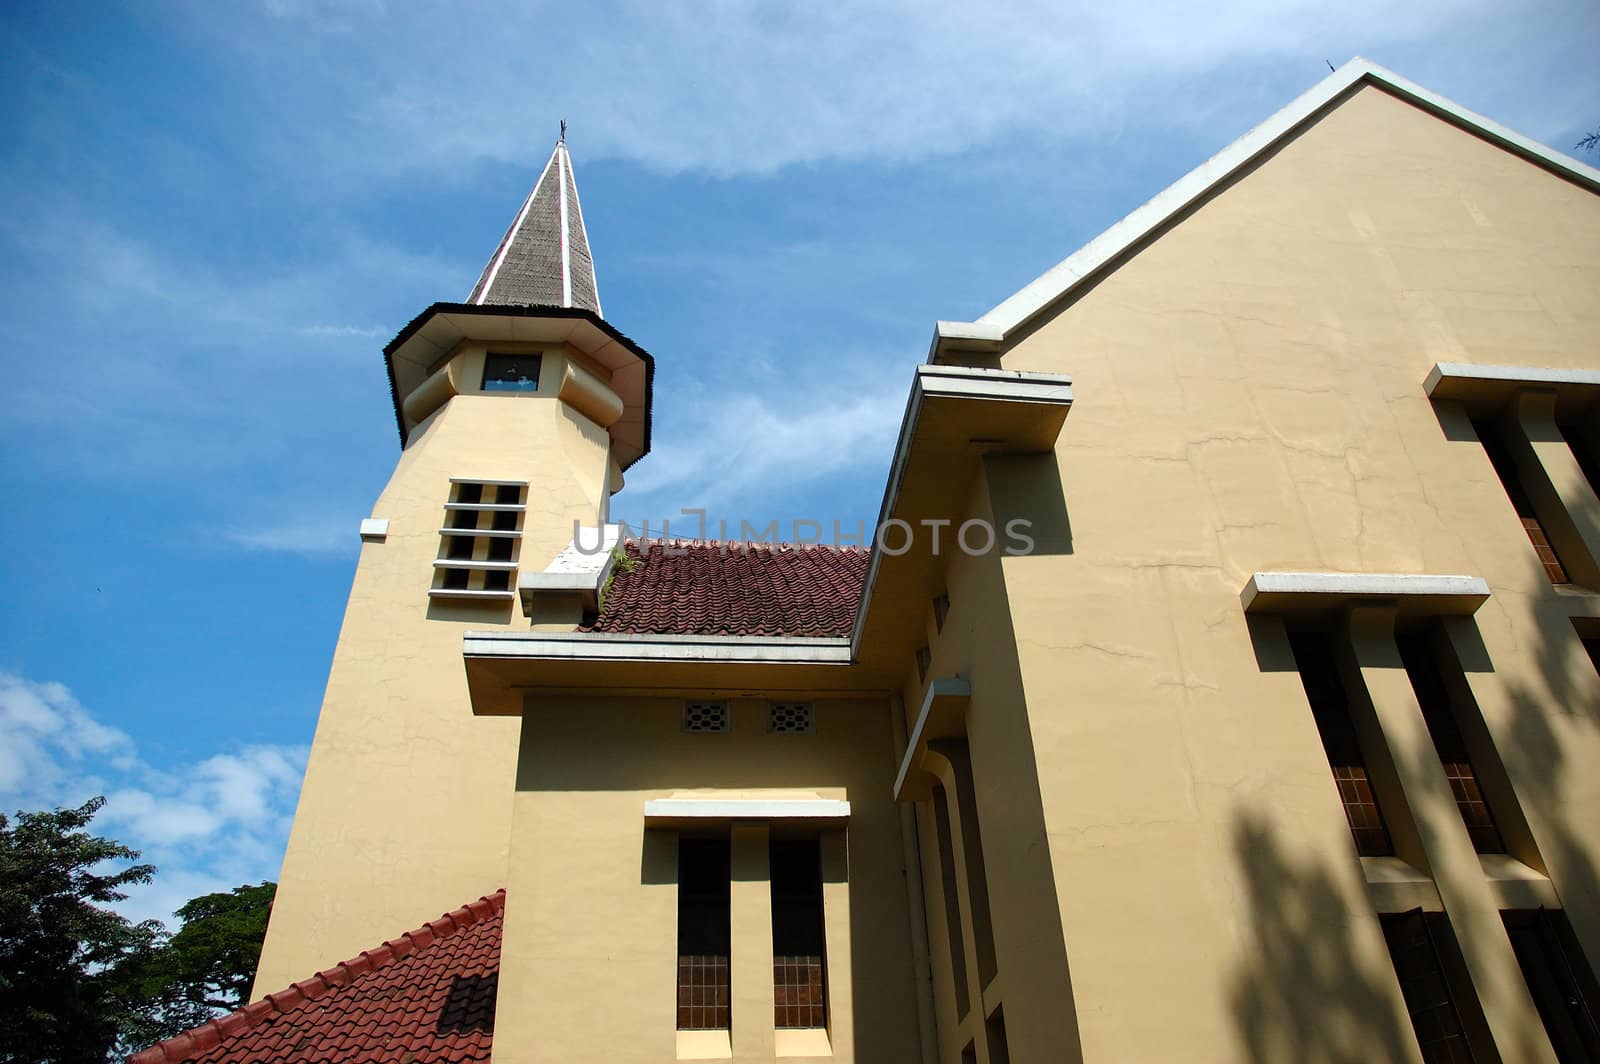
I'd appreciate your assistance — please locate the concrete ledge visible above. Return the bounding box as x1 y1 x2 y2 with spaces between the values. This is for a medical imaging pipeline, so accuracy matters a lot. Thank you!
358 518 389 541
1241 572 1490 617
643 798 851 825
1426 361 1600 396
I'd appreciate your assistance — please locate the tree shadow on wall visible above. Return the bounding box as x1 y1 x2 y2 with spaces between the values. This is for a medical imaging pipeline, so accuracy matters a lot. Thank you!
1228 811 1417 1064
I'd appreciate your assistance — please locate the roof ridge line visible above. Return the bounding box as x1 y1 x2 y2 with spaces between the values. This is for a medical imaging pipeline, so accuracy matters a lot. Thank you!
957 55 1600 347
128 889 507 1064
624 537 871 552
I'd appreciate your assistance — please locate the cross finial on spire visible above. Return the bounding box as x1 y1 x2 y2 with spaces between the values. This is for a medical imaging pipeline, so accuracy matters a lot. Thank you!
560 119 567 143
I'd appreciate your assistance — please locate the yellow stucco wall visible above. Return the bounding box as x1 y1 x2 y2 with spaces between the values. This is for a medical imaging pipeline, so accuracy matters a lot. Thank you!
968 84 1600 1061
491 696 926 1064
254 356 614 996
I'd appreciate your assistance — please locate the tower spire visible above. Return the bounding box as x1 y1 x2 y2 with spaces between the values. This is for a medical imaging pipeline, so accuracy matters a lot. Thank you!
466 129 601 316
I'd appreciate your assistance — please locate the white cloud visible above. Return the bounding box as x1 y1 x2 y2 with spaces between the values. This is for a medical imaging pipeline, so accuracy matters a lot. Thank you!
0 671 308 927
223 514 359 558
205 0 1595 179
617 354 907 526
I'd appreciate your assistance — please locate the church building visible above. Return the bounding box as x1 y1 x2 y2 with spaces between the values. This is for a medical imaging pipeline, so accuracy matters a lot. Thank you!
133 58 1600 1064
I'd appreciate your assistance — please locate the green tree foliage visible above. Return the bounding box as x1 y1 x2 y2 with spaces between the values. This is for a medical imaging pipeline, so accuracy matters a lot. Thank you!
122 882 277 1046
0 798 277 1061
0 797 160 1063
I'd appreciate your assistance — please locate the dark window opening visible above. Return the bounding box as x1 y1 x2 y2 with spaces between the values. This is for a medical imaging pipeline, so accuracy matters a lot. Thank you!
455 482 484 505
1397 633 1505 854
771 839 827 1029
1567 424 1600 502
1504 909 1600 1063
487 537 513 562
677 839 730 1031
482 352 541 392
1382 909 1488 1064
481 569 510 592
446 536 474 561
442 568 470 591
495 483 522 505
1289 631 1394 856
1581 635 1600 681
932 785 971 1017
448 509 479 531
1475 420 1570 584
491 509 518 532
985 1006 1012 1064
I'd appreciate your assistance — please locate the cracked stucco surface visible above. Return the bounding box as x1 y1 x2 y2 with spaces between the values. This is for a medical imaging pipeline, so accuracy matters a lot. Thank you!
965 85 1599 1062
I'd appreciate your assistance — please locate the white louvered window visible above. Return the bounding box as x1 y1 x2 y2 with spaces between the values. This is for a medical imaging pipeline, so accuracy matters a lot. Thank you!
429 479 525 601
683 700 731 733
767 702 815 735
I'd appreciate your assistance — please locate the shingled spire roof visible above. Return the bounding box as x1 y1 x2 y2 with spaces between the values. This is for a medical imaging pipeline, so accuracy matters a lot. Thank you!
466 129 602 315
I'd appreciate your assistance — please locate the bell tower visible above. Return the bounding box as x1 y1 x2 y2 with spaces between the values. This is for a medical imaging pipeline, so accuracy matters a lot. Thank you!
253 132 654 994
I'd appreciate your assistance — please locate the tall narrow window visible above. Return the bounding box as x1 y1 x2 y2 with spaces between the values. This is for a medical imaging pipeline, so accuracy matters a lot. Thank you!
1397 633 1505 854
985 1006 1012 1064
677 839 730 1032
1503 909 1600 1063
1475 419 1570 584
1382 910 1488 1063
1289 632 1394 856
771 839 827 1029
931 784 971 1017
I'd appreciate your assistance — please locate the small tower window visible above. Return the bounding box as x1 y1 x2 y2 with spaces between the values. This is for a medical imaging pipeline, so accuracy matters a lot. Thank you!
482 353 542 392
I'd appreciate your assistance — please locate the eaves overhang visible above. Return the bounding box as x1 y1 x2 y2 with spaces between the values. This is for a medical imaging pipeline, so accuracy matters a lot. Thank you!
382 302 655 469
849 364 1072 671
928 57 1600 364
462 632 888 714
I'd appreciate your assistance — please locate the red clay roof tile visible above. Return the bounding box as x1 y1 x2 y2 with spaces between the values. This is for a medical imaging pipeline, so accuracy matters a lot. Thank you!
128 890 505 1064
582 540 867 638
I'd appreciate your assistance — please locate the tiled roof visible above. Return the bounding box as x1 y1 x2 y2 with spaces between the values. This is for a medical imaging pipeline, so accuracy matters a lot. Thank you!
583 540 868 638
129 891 505 1064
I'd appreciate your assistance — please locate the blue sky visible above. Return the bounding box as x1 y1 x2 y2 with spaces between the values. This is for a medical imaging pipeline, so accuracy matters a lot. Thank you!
1 1 1595 926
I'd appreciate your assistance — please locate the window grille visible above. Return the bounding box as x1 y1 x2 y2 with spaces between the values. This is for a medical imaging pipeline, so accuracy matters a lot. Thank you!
767 702 814 734
682 701 730 733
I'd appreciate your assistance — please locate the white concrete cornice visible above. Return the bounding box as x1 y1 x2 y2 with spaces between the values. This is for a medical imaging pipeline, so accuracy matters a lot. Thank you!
642 798 851 824
932 57 1600 358
1426 362 1600 396
1241 571 1491 615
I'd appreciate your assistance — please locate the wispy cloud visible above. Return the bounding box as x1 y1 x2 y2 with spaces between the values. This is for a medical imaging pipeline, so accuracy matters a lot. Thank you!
223 513 359 559
617 354 907 527
198 0 1596 180
0 672 308 927
295 323 388 338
